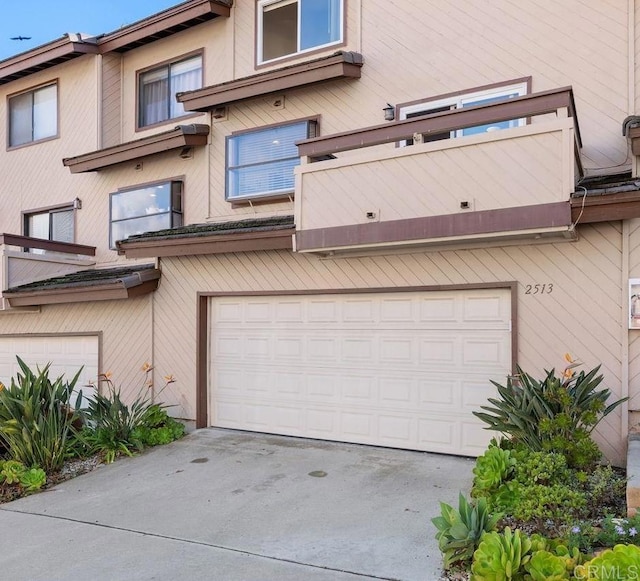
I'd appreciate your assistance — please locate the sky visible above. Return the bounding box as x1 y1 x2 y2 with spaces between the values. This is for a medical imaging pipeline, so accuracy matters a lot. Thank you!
0 0 181 60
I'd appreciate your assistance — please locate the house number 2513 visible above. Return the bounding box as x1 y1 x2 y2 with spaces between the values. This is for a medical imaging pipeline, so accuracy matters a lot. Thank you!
524 284 553 295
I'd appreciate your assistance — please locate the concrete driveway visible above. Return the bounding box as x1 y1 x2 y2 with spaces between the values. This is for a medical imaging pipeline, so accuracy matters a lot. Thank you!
0 428 474 581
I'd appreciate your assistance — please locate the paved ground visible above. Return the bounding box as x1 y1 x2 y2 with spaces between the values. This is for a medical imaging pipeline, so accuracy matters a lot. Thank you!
0 428 474 581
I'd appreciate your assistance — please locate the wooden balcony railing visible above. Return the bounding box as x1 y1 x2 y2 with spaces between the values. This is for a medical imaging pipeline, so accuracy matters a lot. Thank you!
297 86 582 174
0 233 96 256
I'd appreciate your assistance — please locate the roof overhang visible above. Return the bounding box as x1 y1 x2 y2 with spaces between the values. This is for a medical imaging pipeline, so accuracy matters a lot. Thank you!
3 266 160 307
570 188 640 223
118 227 295 258
117 216 295 258
0 34 99 86
97 0 232 53
178 51 363 112
62 124 210 173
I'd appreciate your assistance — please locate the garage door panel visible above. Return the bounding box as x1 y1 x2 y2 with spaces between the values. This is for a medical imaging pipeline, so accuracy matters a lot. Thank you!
210 289 511 456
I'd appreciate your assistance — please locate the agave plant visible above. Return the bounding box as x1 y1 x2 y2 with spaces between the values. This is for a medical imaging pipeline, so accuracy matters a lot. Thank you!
470 527 532 580
473 362 626 469
0 357 82 472
432 493 501 570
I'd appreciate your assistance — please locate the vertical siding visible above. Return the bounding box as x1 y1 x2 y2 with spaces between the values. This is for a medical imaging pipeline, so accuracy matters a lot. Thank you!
101 53 122 148
155 223 625 465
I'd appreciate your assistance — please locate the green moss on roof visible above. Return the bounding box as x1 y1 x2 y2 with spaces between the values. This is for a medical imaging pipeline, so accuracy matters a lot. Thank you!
7 264 156 293
121 215 295 243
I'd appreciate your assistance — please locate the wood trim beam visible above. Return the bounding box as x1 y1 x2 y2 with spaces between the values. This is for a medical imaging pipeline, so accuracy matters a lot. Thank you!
118 228 295 258
296 203 571 252
0 233 96 256
297 87 581 159
178 52 363 112
62 124 210 173
196 293 208 428
570 190 640 223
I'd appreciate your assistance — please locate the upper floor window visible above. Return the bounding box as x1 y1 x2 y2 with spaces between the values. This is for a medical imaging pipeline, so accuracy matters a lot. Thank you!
138 55 202 129
110 181 183 248
398 80 529 144
226 119 317 201
258 0 343 64
25 205 74 244
9 83 58 148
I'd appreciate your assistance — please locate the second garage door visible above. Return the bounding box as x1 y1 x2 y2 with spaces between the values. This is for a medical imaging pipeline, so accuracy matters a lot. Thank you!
209 288 511 456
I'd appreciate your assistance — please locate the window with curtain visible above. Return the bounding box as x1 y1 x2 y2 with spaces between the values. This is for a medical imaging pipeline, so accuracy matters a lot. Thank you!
110 181 183 248
138 55 202 128
258 0 343 63
9 83 58 147
226 120 317 201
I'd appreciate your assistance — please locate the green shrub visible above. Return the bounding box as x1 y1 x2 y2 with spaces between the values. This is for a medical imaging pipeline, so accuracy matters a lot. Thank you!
470 527 532 580
431 493 501 570
131 404 185 447
18 467 46 493
473 359 626 469
0 357 82 472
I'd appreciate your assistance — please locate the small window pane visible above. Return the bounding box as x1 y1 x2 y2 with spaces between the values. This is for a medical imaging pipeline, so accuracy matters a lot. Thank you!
28 213 50 240
111 214 172 245
300 0 341 50
33 84 57 141
262 1 297 61
9 92 33 147
111 184 171 221
460 92 522 136
228 122 306 167
228 158 299 199
51 210 74 243
140 67 169 126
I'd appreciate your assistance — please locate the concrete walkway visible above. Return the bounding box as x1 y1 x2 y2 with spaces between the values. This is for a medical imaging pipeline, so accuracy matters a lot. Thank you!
0 429 474 580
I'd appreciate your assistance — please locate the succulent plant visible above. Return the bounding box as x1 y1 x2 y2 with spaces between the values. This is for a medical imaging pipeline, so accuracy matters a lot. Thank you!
470 527 532 580
576 544 640 580
472 445 516 497
524 550 569 580
432 493 501 570
18 467 46 492
1 459 26 484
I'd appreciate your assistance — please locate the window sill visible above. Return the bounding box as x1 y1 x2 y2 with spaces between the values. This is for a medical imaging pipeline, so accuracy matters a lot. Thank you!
228 194 294 209
135 111 205 134
7 134 59 152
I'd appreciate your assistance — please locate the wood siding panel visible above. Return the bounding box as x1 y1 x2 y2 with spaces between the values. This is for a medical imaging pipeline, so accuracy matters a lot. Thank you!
296 126 567 231
154 224 625 464
101 53 122 149
0 298 152 403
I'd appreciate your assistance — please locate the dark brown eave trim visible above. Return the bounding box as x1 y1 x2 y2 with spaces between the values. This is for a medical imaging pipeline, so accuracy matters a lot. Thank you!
4 271 160 307
571 189 640 223
178 52 363 112
196 282 519 429
296 202 571 252
62 124 210 173
98 0 231 53
297 86 582 160
118 227 295 258
0 233 96 256
0 37 99 85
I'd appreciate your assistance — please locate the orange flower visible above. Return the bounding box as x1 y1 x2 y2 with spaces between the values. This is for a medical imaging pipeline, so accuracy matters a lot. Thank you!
141 362 153 372
163 374 176 384
564 353 575 364
0 381 5 391
101 371 113 380
563 368 575 379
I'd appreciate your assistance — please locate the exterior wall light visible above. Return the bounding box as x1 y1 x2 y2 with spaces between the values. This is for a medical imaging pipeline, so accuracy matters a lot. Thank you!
383 103 395 121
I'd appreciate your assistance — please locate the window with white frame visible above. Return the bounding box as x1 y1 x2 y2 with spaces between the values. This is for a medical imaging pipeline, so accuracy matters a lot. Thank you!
25 205 74 243
226 119 317 201
110 181 183 248
138 55 202 128
258 0 343 64
9 83 58 147
398 81 529 144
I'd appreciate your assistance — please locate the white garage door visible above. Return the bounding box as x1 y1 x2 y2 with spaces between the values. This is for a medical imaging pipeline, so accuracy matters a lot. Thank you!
209 289 511 456
0 335 99 404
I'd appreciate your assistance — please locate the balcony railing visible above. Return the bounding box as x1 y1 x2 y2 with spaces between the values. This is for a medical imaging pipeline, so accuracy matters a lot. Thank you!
0 234 95 310
294 87 582 253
